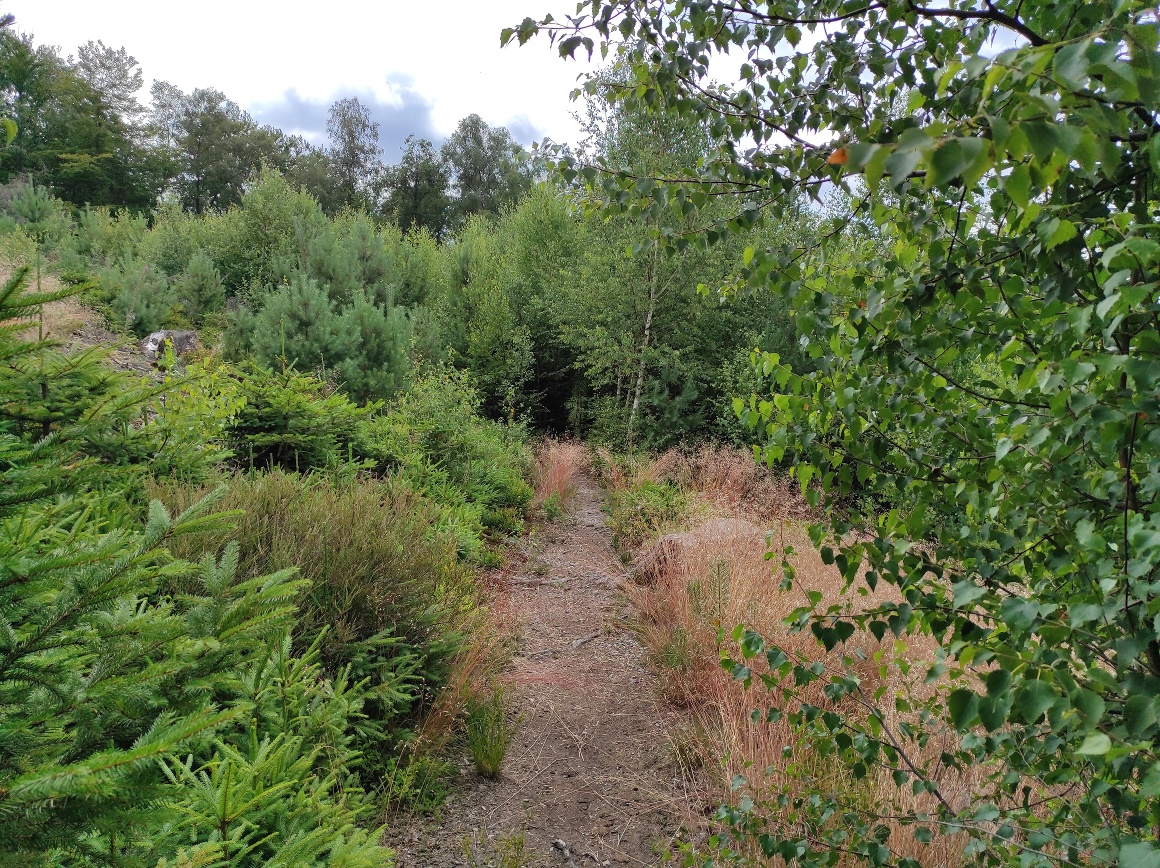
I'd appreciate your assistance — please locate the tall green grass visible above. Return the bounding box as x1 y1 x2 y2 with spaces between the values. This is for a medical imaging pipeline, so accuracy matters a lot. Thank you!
465 684 514 779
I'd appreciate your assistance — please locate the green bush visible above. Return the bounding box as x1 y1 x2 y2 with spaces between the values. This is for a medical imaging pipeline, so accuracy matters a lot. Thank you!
606 479 690 550
225 364 374 472
175 248 226 322
63 205 148 268
213 168 324 294
7 182 73 252
138 200 218 277
236 274 413 403
333 290 412 402
358 366 533 560
153 469 478 792
0 267 389 866
152 553 392 868
100 256 179 336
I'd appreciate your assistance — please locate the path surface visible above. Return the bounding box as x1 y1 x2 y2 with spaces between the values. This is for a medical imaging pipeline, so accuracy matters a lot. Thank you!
388 477 694 867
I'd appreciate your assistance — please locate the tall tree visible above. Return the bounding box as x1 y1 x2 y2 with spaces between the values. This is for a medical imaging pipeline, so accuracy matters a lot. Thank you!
441 113 531 225
71 40 144 127
174 87 280 213
147 79 185 150
384 134 450 239
0 33 155 206
325 95 381 211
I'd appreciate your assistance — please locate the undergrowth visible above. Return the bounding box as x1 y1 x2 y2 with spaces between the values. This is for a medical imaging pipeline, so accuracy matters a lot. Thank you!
606 478 691 551
151 470 478 797
605 446 969 866
358 366 533 563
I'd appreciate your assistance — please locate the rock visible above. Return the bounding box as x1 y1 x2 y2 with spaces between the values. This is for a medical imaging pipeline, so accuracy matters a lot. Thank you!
141 329 199 362
630 517 769 584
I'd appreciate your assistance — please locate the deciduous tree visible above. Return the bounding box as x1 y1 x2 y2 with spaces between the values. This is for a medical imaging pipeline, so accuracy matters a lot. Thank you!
441 113 531 226
384 134 450 239
326 95 382 211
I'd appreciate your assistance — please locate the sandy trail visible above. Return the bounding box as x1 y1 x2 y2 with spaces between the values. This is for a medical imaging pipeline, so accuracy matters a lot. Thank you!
389 476 695 868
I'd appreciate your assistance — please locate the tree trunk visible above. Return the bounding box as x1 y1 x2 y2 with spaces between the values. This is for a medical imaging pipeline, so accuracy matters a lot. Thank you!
626 244 659 447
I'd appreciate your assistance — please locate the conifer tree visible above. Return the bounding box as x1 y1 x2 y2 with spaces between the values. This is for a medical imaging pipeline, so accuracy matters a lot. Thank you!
335 290 411 403
0 268 390 866
175 248 225 322
247 272 349 373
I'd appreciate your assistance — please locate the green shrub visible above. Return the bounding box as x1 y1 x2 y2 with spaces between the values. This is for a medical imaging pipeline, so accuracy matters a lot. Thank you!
380 752 454 816
152 469 478 791
606 479 690 550
7 181 72 252
225 364 374 472
175 248 226 322
238 271 345 370
138 199 217 277
233 272 413 404
64 205 148 267
213 167 323 294
333 290 412 402
155 625 392 868
358 366 533 560
100 256 179 336
0 268 389 865
292 209 398 308
0 224 36 262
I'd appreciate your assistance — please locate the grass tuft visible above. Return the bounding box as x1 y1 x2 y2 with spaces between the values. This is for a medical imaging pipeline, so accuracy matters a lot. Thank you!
532 438 587 508
465 684 514 779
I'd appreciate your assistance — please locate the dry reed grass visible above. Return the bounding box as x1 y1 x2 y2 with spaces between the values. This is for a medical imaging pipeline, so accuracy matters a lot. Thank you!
532 438 588 506
622 445 973 865
645 444 815 524
413 624 512 755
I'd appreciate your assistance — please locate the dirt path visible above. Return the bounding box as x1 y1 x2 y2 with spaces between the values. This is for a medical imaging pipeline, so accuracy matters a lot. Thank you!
389 476 696 868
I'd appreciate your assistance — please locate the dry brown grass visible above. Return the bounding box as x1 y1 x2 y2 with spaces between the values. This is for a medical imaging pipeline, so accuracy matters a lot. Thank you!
414 622 512 755
14 298 92 342
0 258 91 342
532 438 589 506
621 445 973 865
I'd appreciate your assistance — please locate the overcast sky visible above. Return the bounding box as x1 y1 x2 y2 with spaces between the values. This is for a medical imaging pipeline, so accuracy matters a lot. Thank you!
9 0 598 157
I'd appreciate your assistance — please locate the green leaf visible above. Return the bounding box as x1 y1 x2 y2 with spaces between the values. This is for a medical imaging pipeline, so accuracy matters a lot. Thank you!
1120 843 1160 868
952 580 986 608
1044 219 1077 250
1023 122 1059 163
978 695 1009 732
1075 733 1111 756
1053 40 1091 89
928 138 975 187
797 463 814 494
1017 681 1056 723
1005 163 1031 208
948 688 978 729
1125 694 1157 737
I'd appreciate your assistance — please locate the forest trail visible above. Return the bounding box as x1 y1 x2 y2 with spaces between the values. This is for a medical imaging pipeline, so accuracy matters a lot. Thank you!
388 476 695 868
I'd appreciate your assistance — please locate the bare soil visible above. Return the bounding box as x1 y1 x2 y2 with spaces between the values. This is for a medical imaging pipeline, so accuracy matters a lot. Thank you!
388 477 703 868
